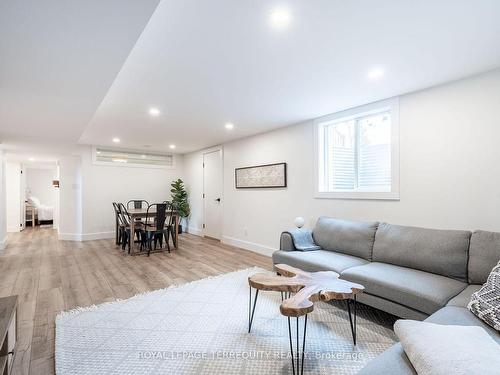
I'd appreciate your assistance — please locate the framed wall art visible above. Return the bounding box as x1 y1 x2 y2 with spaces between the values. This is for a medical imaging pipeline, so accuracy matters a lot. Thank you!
235 162 287 188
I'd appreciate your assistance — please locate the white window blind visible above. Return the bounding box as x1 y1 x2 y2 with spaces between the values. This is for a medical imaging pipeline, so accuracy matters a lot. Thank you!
316 99 399 199
93 148 174 168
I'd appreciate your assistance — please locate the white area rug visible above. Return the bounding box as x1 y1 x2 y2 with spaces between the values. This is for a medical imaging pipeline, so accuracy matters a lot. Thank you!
56 268 397 374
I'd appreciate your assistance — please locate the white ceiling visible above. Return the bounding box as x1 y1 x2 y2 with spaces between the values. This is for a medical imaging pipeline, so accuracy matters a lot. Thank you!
2 1 500 158
79 0 500 153
0 0 160 158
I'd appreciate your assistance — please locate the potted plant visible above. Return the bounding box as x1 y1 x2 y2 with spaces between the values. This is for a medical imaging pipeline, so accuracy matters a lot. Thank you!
170 178 190 233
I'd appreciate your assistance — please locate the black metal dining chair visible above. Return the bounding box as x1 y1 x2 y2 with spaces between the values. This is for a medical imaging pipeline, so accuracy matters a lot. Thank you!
127 200 149 210
141 203 170 256
164 202 177 249
118 203 144 253
112 202 123 246
127 199 149 225
142 203 169 256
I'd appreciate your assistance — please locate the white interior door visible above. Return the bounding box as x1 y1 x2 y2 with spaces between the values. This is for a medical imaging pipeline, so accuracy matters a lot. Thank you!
203 149 223 239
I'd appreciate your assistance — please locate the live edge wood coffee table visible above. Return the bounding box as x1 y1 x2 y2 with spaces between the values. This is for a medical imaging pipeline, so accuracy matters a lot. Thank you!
248 264 364 375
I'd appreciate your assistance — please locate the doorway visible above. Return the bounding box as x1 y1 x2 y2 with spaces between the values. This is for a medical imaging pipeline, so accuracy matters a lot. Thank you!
24 165 58 229
203 149 223 240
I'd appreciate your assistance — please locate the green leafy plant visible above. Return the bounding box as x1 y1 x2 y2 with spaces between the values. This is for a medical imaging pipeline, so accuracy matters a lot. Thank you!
171 179 190 218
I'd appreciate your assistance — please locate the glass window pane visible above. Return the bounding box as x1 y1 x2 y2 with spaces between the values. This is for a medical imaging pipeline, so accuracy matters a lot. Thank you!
358 112 391 191
95 148 174 167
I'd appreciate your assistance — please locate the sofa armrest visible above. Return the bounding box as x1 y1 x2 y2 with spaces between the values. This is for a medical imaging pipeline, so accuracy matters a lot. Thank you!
279 232 297 251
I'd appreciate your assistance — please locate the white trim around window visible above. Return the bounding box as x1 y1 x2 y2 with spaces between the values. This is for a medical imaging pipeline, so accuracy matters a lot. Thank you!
314 98 400 200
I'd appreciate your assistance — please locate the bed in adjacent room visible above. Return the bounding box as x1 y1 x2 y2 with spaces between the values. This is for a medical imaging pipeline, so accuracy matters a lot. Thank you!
27 196 54 225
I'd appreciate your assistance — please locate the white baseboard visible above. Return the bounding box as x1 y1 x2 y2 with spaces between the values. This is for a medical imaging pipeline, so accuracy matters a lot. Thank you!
186 226 203 236
58 232 82 241
7 226 20 233
81 231 115 241
58 231 115 241
221 236 275 257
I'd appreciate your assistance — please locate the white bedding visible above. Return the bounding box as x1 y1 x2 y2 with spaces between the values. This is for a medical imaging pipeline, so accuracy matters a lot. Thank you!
28 196 54 221
37 204 54 221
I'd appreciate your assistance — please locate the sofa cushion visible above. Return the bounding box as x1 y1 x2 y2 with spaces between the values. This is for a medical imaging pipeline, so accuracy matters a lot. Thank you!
426 306 500 344
360 305 500 374
356 292 428 321
446 285 482 307
341 262 467 315
372 223 470 282
312 217 379 260
468 230 500 284
394 320 500 375
272 249 368 274
357 343 416 375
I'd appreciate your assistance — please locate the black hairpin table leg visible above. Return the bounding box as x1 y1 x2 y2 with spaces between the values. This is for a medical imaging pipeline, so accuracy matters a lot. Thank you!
287 314 308 375
346 295 357 345
248 286 259 333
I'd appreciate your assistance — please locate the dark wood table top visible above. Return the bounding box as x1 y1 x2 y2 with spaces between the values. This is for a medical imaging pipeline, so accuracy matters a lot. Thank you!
127 208 178 216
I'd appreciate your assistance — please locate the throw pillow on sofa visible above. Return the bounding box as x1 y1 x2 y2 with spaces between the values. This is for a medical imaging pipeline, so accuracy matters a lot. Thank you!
468 260 500 331
394 320 500 375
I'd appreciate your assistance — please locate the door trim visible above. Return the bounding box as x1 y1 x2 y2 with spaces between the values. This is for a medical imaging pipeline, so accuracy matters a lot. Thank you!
202 147 223 239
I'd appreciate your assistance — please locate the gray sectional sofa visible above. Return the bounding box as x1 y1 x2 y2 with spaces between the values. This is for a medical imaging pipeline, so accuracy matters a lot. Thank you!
273 217 500 374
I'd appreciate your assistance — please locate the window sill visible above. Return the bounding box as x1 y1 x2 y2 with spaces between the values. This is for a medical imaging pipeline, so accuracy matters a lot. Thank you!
314 191 400 200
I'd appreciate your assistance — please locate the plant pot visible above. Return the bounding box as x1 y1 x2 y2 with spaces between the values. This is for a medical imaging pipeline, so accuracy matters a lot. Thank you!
178 224 183 234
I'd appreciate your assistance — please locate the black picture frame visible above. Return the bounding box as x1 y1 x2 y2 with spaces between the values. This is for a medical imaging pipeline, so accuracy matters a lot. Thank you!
235 162 287 189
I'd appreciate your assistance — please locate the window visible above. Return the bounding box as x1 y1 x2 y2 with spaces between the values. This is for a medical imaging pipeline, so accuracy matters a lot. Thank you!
92 147 175 169
315 99 399 199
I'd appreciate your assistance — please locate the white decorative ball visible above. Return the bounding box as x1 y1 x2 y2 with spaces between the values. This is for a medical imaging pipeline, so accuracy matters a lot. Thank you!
294 217 305 228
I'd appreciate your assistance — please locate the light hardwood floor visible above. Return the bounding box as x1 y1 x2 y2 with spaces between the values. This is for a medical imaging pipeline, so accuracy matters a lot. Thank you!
0 227 272 375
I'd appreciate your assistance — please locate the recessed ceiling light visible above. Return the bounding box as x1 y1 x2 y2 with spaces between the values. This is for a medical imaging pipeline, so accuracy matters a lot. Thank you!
141 154 146 158
28 157 35 162
112 137 120 143
269 6 291 29
225 122 234 130
169 144 176 150
149 107 160 117
368 68 385 80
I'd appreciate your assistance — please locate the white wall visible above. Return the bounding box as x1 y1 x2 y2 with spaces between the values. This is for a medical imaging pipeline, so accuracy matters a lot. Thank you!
20 163 26 228
58 155 82 240
56 147 184 241
53 165 60 230
6 161 21 232
26 167 56 207
79 147 184 240
185 69 500 256
0 152 7 249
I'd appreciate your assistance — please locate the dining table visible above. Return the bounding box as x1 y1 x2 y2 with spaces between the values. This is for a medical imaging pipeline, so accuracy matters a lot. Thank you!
125 207 179 255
